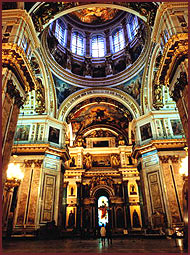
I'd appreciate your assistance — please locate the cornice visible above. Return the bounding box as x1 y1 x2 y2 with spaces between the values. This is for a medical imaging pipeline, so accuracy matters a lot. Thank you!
12 143 70 160
133 138 186 158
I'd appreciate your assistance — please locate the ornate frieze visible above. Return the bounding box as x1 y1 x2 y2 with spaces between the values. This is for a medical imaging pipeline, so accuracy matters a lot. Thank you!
159 155 179 163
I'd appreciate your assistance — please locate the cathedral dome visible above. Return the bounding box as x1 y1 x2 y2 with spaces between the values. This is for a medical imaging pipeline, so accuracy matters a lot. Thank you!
42 5 149 88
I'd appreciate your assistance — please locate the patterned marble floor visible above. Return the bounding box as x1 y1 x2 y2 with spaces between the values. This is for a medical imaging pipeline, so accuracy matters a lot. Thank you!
2 237 187 254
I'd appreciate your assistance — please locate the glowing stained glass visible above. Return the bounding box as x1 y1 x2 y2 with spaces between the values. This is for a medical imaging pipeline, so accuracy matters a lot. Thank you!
127 15 139 42
98 196 109 226
91 35 105 57
71 31 84 56
55 20 66 46
112 28 125 53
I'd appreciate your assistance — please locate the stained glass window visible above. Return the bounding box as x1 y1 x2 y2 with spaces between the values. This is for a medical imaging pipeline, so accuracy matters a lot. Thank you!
112 28 125 53
98 196 109 226
127 15 139 42
55 19 66 46
91 35 105 57
71 31 84 56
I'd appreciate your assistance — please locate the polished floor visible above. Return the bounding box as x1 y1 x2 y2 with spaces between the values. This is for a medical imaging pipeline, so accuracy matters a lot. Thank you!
2 237 187 254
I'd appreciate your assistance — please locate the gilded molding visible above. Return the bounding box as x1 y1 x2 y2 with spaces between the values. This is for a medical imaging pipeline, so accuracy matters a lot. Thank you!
24 160 34 167
2 46 36 92
6 80 25 108
31 2 158 33
170 72 188 102
155 33 188 86
159 155 179 164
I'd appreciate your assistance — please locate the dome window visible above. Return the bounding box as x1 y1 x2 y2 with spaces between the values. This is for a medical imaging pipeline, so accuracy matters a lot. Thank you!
112 27 125 53
55 19 66 47
91 34 105 58
127 15 139 42
71 31 84 56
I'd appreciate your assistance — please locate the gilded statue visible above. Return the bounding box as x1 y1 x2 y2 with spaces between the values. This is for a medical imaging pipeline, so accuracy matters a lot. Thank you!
83 153 92 169
111 154 120 167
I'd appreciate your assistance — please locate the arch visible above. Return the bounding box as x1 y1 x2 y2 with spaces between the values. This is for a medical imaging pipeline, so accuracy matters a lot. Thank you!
30 3 150 33
90 185 115 198
57 88 141 121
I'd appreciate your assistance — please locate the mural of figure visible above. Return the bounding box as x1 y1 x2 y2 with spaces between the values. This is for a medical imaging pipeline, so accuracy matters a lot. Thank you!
133 209 141 228
99 200 107 219
68 210 75 228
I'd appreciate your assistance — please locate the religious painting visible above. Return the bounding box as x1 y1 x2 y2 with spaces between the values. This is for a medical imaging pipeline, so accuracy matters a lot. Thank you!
53 74 80 107
67 208 75 228
14 125 30 141
140 122 153 141
92 155 111 167
70 8 120 24
116 69 144 104
68 103 132 137
98 196 109 226
170 119 184 136
48 126 60 144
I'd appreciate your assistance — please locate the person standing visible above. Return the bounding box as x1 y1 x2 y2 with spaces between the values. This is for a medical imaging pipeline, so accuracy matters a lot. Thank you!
100 224 106 246
106 223 112 245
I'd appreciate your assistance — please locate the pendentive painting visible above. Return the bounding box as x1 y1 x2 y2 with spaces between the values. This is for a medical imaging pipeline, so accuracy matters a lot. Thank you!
14 125 30 141
140 123 153 141
48 126 60 144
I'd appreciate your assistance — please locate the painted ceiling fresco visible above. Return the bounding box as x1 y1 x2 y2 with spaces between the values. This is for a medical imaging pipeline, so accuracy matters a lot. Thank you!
53 74 81 108
70 8 120 24
67 100 133 138
116 69 144 105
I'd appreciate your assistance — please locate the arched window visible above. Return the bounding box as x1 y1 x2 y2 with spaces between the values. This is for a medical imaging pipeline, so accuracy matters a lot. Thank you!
91 35 105 58
127 15 139 42
112 27 125 53
71 31 84 56
98 196 109 226
55 19 66 46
